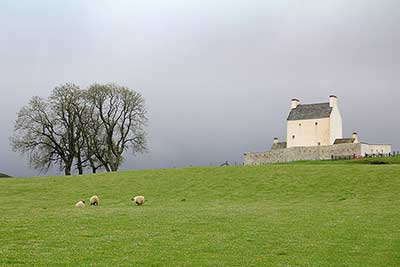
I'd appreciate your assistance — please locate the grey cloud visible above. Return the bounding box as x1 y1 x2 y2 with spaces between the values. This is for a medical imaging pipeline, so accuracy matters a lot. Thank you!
0 0 399 176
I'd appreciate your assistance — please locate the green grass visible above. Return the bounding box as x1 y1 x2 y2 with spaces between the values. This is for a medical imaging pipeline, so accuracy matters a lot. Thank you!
1 161 400 266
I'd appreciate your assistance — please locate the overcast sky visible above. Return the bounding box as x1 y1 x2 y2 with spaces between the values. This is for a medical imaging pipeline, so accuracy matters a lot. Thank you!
1 0 399 177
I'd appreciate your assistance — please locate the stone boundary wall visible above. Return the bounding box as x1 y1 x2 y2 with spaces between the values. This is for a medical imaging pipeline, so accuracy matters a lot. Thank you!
244 143 363 165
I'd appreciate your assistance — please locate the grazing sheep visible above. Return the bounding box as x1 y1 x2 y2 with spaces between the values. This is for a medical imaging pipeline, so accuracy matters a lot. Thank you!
90 195 100 206
131 196 145 205
75 200 85 208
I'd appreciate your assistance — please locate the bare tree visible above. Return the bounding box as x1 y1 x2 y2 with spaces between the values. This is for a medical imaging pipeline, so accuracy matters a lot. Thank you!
75 96 106 173
49 84 83 175
11 83 147 175
11 84 84 175
86 83 147 171
11 96 69 174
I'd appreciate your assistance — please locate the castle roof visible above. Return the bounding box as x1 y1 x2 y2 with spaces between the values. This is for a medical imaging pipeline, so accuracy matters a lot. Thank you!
334 138 355 144
287 102 332 121
271 142 287 150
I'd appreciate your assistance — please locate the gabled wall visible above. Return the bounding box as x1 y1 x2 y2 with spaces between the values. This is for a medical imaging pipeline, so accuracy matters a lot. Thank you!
329 99 343 144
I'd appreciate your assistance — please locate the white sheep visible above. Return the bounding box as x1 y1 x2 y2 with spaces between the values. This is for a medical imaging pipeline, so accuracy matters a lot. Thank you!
131 195 145 205
90 195 100 206
75 200 85 208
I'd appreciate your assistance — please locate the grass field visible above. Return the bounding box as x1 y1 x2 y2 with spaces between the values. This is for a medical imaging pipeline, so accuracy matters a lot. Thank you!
1 157 400 266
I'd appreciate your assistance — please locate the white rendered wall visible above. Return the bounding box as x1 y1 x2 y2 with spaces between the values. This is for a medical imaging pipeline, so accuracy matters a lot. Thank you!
287 118 330 147
361 144 392 155
329 105 343 144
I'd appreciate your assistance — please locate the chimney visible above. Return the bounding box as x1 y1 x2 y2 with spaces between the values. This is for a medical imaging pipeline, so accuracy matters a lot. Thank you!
352 132 359 143
291 99 300 109
273 137 279 144
329 95 337 108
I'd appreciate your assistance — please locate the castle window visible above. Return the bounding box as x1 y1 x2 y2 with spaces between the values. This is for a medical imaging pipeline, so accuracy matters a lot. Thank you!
315 122 318 126
318 142 321 146
292 135 295 139
299 123 302 127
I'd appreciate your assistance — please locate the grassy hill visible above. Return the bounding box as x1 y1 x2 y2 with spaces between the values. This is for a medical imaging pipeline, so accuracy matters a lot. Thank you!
0 172 11 178
1 158 400 266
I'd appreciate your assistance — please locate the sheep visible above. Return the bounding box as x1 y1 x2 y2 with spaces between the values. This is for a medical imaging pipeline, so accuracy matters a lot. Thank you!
131 195 145 205
90 195 100 206
75 200 85 208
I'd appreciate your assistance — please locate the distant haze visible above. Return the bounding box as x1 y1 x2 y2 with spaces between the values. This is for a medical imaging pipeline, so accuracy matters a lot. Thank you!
1 0 399 177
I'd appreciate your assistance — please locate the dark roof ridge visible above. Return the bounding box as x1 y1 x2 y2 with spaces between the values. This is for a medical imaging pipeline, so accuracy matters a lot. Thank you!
287 102 332 121
334 138 356 144
297 102 329 106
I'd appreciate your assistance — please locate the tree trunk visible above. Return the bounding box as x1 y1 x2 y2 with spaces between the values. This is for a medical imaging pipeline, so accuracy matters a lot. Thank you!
109 161 118 172
88 157 96 174
77 159 83 175
65 160 72 176
76 157 83 175
104 164 111 172
110 165 118 172
65 167 72 176
77 165 83 175
76 149 83 175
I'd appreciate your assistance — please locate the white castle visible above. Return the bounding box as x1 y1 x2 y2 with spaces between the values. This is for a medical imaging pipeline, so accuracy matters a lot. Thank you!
286 95 342 147
244 95 392 165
